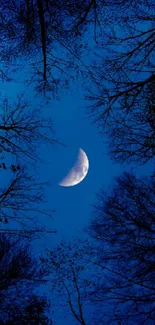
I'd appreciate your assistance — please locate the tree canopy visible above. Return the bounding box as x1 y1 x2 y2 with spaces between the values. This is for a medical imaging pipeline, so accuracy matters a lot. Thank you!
0 0 155 324
0 234 52 324
42 172 155 324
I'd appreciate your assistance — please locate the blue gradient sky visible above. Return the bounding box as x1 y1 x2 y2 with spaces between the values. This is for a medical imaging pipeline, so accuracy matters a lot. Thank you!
2 44 154 325
35 86 123 247
2 71 153 251
1 8 154 324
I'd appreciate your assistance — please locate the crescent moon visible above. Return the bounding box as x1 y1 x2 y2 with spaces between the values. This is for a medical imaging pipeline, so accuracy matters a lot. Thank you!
59 148 89 187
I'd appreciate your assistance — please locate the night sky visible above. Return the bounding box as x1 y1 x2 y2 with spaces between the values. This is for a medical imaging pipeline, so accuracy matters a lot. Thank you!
2 63 153 325
0 1 154 324
38 90 122 243
3 60 152 250
1 69 124 325
1 15 153 250
1 66 122 244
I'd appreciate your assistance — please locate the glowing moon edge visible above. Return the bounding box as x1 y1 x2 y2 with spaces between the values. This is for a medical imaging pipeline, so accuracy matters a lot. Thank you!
59 148 89 187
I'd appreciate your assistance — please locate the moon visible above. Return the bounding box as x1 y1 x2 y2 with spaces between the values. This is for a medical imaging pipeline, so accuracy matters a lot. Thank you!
59 148 89 187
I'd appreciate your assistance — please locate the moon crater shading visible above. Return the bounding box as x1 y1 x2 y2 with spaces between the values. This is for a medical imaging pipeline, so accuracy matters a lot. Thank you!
59 148 89 187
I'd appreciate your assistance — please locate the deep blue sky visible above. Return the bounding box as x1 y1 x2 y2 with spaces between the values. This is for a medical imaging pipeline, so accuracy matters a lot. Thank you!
2 65 153 251
1 19 154 324
1 71 123 248
40 90 122 242
30 83 124 251
1 3 154 252
1 72 124 325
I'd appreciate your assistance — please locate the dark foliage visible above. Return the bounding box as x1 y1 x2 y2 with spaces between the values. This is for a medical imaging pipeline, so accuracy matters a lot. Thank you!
0 96 57 236
0 234 52 324
85 0 155 164
87 172 155 324
41 239 102 325
0 0 103 96
0 95 58 162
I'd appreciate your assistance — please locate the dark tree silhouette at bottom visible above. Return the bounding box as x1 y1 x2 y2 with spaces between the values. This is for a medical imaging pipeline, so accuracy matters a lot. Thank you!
0 234 53 324
87 172 155 324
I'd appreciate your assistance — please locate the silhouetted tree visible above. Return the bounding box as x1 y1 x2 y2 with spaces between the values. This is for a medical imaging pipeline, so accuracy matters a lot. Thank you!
85 0 155 164
1 295 52 325
0 234 52 324
0 0 103 96
41 172 155 324
0 95 58 162
87 172 155 324
0 166 56 236
102 77 155 164
0 95 57 236
41 240 103 325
